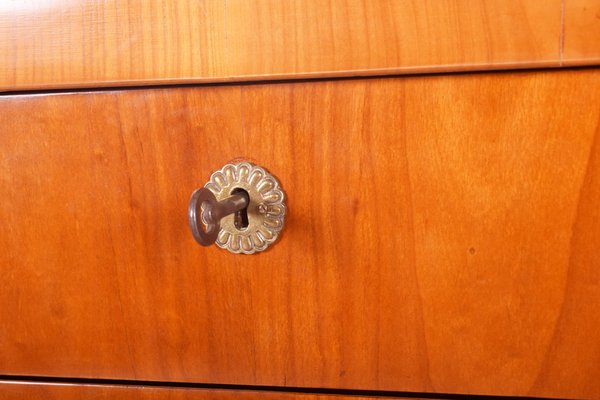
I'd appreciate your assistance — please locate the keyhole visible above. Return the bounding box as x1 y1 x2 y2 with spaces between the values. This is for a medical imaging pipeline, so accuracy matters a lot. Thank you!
231 188 250 230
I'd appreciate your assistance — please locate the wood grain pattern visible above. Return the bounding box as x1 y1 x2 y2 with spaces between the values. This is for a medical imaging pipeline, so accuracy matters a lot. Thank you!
564 0 600 64
0 381 426 400
1 69 600 399
0 0 572 91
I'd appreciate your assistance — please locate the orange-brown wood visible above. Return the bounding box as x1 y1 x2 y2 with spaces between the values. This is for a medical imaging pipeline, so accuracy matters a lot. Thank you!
0 381 426 400
1 69 600 399
0 0 584 91
564 0 600 64
224 0 561 77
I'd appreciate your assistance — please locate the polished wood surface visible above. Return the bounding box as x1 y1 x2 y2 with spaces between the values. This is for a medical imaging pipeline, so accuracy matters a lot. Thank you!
3 0 597 91
1 70 600 399
0 381 425 400
564 0 600 64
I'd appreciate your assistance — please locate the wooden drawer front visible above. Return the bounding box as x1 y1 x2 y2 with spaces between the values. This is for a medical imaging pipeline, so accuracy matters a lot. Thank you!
1 70 599 399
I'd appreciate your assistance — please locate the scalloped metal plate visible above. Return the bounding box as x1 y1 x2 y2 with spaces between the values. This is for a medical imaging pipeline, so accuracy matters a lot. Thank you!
204 162 286 254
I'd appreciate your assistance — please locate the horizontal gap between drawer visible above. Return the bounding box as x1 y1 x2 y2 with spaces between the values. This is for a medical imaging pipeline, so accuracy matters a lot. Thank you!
0 374 561 400
1 64 599 97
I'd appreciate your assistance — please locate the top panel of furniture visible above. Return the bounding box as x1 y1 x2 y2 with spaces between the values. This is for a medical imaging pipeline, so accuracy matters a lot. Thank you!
1 0 599 91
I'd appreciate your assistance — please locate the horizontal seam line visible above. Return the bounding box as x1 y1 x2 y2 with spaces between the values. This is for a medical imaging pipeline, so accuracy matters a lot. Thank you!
0 374 567 400
1 63 600 96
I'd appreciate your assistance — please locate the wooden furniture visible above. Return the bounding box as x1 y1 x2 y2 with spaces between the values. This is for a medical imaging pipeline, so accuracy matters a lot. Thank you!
0 380 432 400
2 0 600 91
1 1 600 399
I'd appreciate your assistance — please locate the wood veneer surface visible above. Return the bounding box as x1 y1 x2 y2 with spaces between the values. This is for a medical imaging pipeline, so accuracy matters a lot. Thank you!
0 381 430 400
1 0 599 91
1 70 600 399
564 0 600 64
